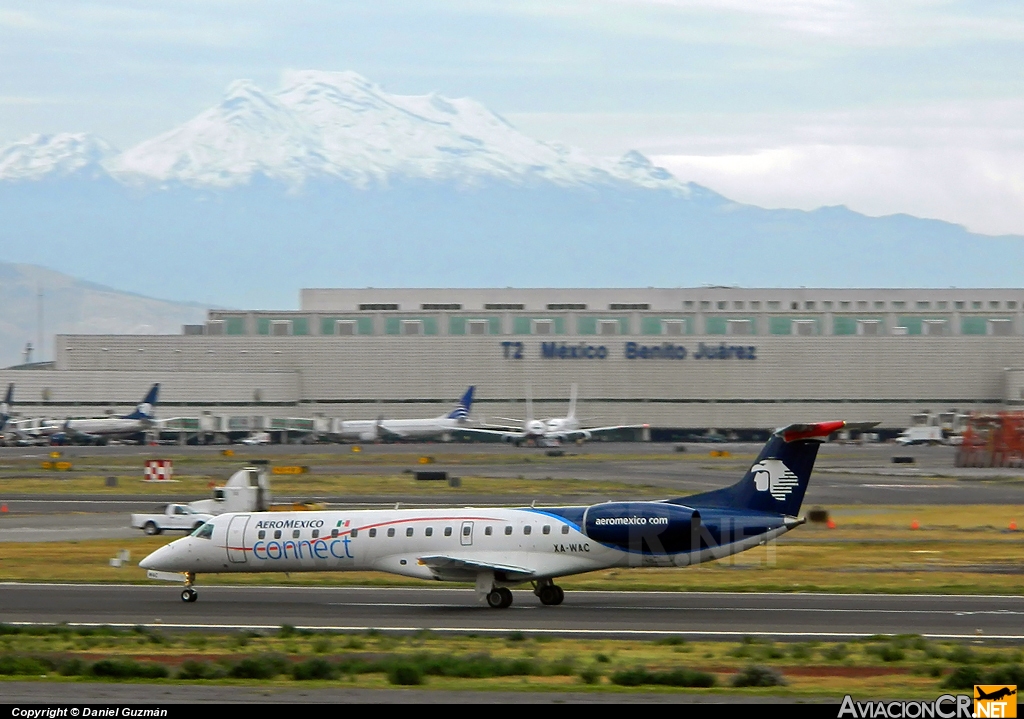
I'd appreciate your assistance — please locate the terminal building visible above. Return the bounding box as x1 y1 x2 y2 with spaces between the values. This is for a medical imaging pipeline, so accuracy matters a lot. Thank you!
4 287 1024 440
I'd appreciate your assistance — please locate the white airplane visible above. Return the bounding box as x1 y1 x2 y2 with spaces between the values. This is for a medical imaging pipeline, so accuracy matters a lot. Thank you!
459 384 646 447
37 383 161 446
142 420 877 606
334 386 475 442
0 383 12 439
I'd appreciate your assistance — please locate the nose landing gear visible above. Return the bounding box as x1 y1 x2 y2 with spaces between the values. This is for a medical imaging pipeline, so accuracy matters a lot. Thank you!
180 572 198 602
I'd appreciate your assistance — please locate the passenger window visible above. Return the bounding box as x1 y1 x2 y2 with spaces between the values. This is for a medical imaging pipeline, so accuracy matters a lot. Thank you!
462 525 471 537
350 528 358 538
387 528 395 537
369 528 377 538
542 525 550 535
425 527 433 537
561 525 570 535
504 526 512 535
292 529 300 539
274 530 282 539
524 526 532 535
331 528 339 538
191 522 214 540
406 527 414 537
312 529 319 539
444 527 452 537
485 526 492 536
258 530 266 539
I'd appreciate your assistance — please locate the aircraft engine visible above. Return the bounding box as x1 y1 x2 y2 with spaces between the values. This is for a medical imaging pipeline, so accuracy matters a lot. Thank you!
583 502 701 554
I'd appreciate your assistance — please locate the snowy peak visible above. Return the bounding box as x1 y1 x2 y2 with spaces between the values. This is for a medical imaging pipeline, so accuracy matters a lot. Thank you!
0 133 117 182
107 70 686 192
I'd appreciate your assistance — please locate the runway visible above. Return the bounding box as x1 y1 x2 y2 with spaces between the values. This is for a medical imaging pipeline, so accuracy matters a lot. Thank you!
3 584 1023 640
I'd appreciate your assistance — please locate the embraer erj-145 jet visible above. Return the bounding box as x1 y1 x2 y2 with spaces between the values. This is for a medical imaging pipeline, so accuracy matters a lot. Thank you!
141 420 875 607
460 384 646 447
334 386 475 442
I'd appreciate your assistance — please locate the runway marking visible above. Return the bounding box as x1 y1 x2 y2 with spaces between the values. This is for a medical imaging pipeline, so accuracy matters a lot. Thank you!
861 483 958 489
2 582 1021 600
4 621 1023 641
330 602 1024 616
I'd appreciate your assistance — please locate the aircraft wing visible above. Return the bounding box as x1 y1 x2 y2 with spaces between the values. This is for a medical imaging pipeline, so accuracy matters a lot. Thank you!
417 554 536 581
374 418 408 441
556 424 649 442
450 427 523 442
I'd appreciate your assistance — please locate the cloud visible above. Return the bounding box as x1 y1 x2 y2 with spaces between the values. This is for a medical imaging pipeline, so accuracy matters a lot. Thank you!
654 143 1024 236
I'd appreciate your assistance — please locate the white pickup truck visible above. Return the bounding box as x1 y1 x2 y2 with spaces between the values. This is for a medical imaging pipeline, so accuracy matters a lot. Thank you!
130 464 273 535
131 504 214 535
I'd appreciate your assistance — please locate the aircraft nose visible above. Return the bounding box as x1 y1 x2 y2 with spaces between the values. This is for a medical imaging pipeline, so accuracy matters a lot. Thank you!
139 544 178 571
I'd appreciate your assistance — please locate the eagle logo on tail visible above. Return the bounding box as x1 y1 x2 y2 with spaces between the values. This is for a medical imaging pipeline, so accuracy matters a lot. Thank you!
750 459 799 500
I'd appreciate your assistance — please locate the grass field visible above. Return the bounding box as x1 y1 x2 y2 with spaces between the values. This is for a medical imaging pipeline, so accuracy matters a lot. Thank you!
1 625 1021 696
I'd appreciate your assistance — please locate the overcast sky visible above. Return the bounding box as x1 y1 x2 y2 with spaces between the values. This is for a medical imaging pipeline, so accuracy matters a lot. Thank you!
1 0 1022 235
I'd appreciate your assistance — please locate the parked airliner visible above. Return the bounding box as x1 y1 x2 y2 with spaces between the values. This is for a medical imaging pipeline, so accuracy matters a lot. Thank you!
460 384 646 446
141 420 875 607
333 386 475 442
40 383 160 445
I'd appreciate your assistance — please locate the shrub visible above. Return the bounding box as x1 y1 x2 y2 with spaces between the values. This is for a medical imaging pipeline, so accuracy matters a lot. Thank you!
388 662 423 685
278 624 296 638
292 658 339 681
942 665 983 690
611 667 654 686
986 664 1024 686
58 658 87 677
946 645 975 664
731 665 786 687
176 660 227 680
90 659 168 679
228 654 288 679
579 666 602 685
610 666 715 687
790 644 813 660
656 636 687 646
823 644 849 661
311 637 332 654
0 655 51 676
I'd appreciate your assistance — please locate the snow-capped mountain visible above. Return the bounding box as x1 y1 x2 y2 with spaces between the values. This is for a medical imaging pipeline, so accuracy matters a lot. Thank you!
0 133 116 182
1 69 1022 310
0 71 683 192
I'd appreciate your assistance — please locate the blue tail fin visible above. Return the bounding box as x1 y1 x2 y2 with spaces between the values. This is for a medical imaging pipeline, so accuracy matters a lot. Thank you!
0 383 12 431
122 383 159 420
674 421 876 517
446 386 474 420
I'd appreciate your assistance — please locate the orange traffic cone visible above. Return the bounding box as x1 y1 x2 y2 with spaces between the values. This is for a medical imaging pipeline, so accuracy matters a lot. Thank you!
1010 520 1018 531
1 503 8 513
826 518 836 529
911 519 920 530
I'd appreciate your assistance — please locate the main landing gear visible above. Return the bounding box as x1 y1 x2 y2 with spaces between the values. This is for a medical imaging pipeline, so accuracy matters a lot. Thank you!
486 587 513 609
534 580 564 606
180 572 198 603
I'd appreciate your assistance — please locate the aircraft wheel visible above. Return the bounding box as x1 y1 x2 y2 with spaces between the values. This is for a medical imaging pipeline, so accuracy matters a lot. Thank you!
539 585 565 606
181 588 198 603
144 522 161 536
487 588 513 609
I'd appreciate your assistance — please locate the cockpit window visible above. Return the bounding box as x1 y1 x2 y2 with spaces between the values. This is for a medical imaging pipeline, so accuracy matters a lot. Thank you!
192 522 214 540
